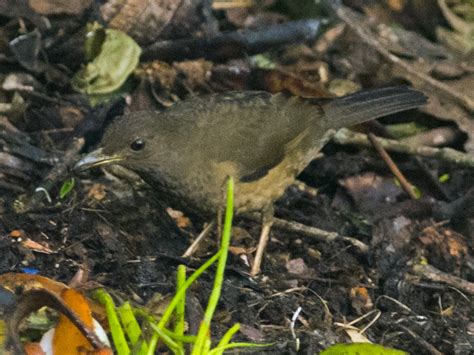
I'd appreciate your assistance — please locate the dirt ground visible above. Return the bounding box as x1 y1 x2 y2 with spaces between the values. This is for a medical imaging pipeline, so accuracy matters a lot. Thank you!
1 1 473 354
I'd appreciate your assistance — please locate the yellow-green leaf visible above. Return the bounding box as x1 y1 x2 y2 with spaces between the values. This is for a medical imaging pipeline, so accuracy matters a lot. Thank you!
72 23 141 96
321 343 408 355
59 177 75 199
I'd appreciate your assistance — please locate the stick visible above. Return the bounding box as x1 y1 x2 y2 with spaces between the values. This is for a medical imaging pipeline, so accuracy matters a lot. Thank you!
333 129 474 168
142 19 321 61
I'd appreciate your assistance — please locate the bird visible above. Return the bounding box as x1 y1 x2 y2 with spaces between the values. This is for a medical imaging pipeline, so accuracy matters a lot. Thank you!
74 86 427 275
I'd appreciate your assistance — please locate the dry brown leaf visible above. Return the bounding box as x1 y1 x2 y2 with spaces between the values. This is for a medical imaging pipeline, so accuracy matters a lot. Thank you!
0 273 68 296
166 208 191 228
21 239 53 254
350 286 374 314
87 184 107 201
28 0 92 15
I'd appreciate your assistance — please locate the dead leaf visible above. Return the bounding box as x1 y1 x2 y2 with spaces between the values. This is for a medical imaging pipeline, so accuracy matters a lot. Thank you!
343 328 371 343
255 67 331 98
87 184 107 201
0 274 111 354
21 239 54 254
239 323 266 341
50 289 107 354
228 246 251 255
418 225 468 269
0 273 69 304
285 258 308 275
350 286 374 314
166 208 191 228
339 172 403 214
100 0 218 44
28 0 91 15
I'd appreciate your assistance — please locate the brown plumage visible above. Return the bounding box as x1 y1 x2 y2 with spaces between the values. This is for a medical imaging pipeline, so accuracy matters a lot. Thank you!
75 86 427 274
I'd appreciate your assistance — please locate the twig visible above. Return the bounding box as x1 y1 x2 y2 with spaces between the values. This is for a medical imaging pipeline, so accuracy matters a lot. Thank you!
396 324 444 355
182 221 215 258
333 128 474 168
245 214 369 254
412 264 474 295
142 19 321 61
368 133 418 199
212 0 255 9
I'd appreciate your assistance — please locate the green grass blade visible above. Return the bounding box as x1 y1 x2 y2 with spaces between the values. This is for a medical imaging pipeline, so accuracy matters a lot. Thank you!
174 264 186 345
192 177 234 354
212 323 240 354
95 289 130 355
147 250 222 354
148 321 184 355
208 342 273 355
117 302 149 354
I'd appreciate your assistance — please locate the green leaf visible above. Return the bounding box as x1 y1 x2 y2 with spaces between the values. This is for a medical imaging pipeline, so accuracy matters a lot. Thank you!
439 173 450 183
59 177 75 199
321 343 408 355
385 122 427 139
249 54 276 69
72 23 141 100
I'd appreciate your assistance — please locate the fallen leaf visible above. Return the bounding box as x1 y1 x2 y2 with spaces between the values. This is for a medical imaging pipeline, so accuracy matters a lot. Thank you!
87 183 107 201
350 287 374 314
21 239 53 254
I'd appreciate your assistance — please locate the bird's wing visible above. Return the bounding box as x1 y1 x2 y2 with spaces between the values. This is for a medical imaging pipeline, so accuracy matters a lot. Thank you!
161 91 322 182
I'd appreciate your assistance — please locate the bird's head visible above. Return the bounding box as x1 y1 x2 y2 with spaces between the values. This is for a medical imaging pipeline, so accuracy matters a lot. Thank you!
73 112 162 173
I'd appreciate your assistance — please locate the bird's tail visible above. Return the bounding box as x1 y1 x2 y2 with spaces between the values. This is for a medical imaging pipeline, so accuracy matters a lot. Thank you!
323 86 428 129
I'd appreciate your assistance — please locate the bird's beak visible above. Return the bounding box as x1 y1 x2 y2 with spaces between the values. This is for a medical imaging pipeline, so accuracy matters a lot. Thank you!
73 148 123 172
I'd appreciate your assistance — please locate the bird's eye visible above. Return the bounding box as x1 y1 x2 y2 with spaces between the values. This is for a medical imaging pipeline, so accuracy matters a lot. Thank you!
130 138 145 151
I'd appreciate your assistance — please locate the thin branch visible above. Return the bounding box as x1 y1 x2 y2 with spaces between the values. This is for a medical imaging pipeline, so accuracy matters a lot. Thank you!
245 214 369 254
412 264 474 295
333 129 474 168
368 133 418 199
142 19 321 61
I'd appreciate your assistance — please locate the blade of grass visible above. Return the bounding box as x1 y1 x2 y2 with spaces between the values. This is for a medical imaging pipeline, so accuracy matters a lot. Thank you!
208 342 273 355
157 250 222 328
212 323 240 354
134 309 198 345
161 328 196 343
147 321 184 355
147 250 223 354
192 177 234 354
174 264 186 347
117 302 149 354
95 289 130 355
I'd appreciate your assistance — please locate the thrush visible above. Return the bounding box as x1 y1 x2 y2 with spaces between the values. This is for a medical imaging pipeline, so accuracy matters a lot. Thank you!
74 87 427 275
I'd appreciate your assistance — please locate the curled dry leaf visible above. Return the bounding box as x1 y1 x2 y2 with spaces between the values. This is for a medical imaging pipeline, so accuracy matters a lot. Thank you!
0 274 111 354
0 273 68 297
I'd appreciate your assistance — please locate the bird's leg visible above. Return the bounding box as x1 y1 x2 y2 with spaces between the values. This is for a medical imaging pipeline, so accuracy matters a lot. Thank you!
251 204 274 276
